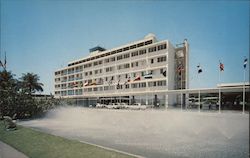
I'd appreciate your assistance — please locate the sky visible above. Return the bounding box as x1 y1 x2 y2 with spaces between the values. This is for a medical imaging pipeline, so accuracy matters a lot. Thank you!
0 0 249 94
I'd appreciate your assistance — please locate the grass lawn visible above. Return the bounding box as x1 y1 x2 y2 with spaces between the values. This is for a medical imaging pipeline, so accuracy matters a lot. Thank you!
0 121 135 158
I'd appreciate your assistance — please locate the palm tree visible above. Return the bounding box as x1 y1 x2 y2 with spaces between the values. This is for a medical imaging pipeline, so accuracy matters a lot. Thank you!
20 73 43 95
0 70 16 90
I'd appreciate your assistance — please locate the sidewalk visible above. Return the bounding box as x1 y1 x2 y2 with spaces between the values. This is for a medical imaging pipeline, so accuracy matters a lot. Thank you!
0 141 28 158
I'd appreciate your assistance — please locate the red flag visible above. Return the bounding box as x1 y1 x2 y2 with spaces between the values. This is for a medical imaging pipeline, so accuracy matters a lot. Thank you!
134 75 141 81
220 62 224 71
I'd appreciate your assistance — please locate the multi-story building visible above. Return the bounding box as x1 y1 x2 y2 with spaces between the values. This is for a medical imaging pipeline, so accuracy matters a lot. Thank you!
54 34 189 107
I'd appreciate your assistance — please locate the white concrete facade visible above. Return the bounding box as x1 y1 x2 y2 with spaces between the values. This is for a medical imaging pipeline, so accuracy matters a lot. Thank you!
54 34 189 107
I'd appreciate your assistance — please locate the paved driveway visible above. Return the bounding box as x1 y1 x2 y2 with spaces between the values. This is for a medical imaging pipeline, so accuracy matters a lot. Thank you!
20 108 249 158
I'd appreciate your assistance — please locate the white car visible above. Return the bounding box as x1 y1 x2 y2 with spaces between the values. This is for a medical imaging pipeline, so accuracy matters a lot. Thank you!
96 103 105 108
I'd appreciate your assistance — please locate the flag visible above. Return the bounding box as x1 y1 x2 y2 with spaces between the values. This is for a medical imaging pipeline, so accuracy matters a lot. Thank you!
134 75 141 81
124 77 131 85
68 83 74 88
244 57 248 69
117 79 120 89
78 82 83 87
219 62 224 71
73 82 78 87
162 70 166 77
143 73 153 79
90 81 96 86
84 81 89 86
108 78 113 86
4 52 6 68
197 65 202 73
177 64 184 75
127 76 131 82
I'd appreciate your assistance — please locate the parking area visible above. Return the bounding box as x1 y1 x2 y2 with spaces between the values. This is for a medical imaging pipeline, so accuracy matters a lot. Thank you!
20 107 249 158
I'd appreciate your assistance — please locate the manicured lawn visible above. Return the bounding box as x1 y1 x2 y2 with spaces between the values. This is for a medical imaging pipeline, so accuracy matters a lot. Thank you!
0 121 134 158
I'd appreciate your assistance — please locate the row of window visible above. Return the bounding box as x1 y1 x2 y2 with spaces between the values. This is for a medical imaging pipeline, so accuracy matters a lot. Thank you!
65 43 166 70
55 66 83 75
62 57 164 78
67 40 154 67
56 45 167 76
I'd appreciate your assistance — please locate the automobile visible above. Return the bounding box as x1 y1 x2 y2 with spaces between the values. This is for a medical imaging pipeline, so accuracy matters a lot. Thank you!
119 103 129 109
96 103 105 108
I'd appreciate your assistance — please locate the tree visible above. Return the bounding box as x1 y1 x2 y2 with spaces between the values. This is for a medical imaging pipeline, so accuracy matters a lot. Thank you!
0 70 18 118
20 73 43 95
1 71 57 119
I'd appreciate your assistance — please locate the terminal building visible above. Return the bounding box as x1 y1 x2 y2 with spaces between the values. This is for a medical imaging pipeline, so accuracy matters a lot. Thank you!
54 34 189 107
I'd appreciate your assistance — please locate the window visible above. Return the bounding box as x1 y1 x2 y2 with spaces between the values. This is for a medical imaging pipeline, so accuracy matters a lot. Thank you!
85 72 88 76
125 84 130 89
145 40 153 45
160 69 164 74
110 57 116 62
148 81 157 87
148 46 157 53
89 71 92 75
137 42 144 47
151 59 154 64
157 81 166 86
141 71 145 76
123 53 130 59
118 65 122 70
130 45 137 49
100 69 102 73
131 51 139 57
139 82 146 88
106 68 109 72
158 44 167 50
117 49 123 53
95 70 98 74
131 62 139 68
157 56 166 62
84 63 92 68
105 58 109 63
111 51 117 55
139 49 146 55
132 83 138 88
117 55 123 60
124 63 130 69
94 61 98 66
123 47 129 51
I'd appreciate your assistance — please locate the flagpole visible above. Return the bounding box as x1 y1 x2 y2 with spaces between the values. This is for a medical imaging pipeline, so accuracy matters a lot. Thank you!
180 67 183 111
243 67 245 114
198 71 200 113
218 65 221 113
